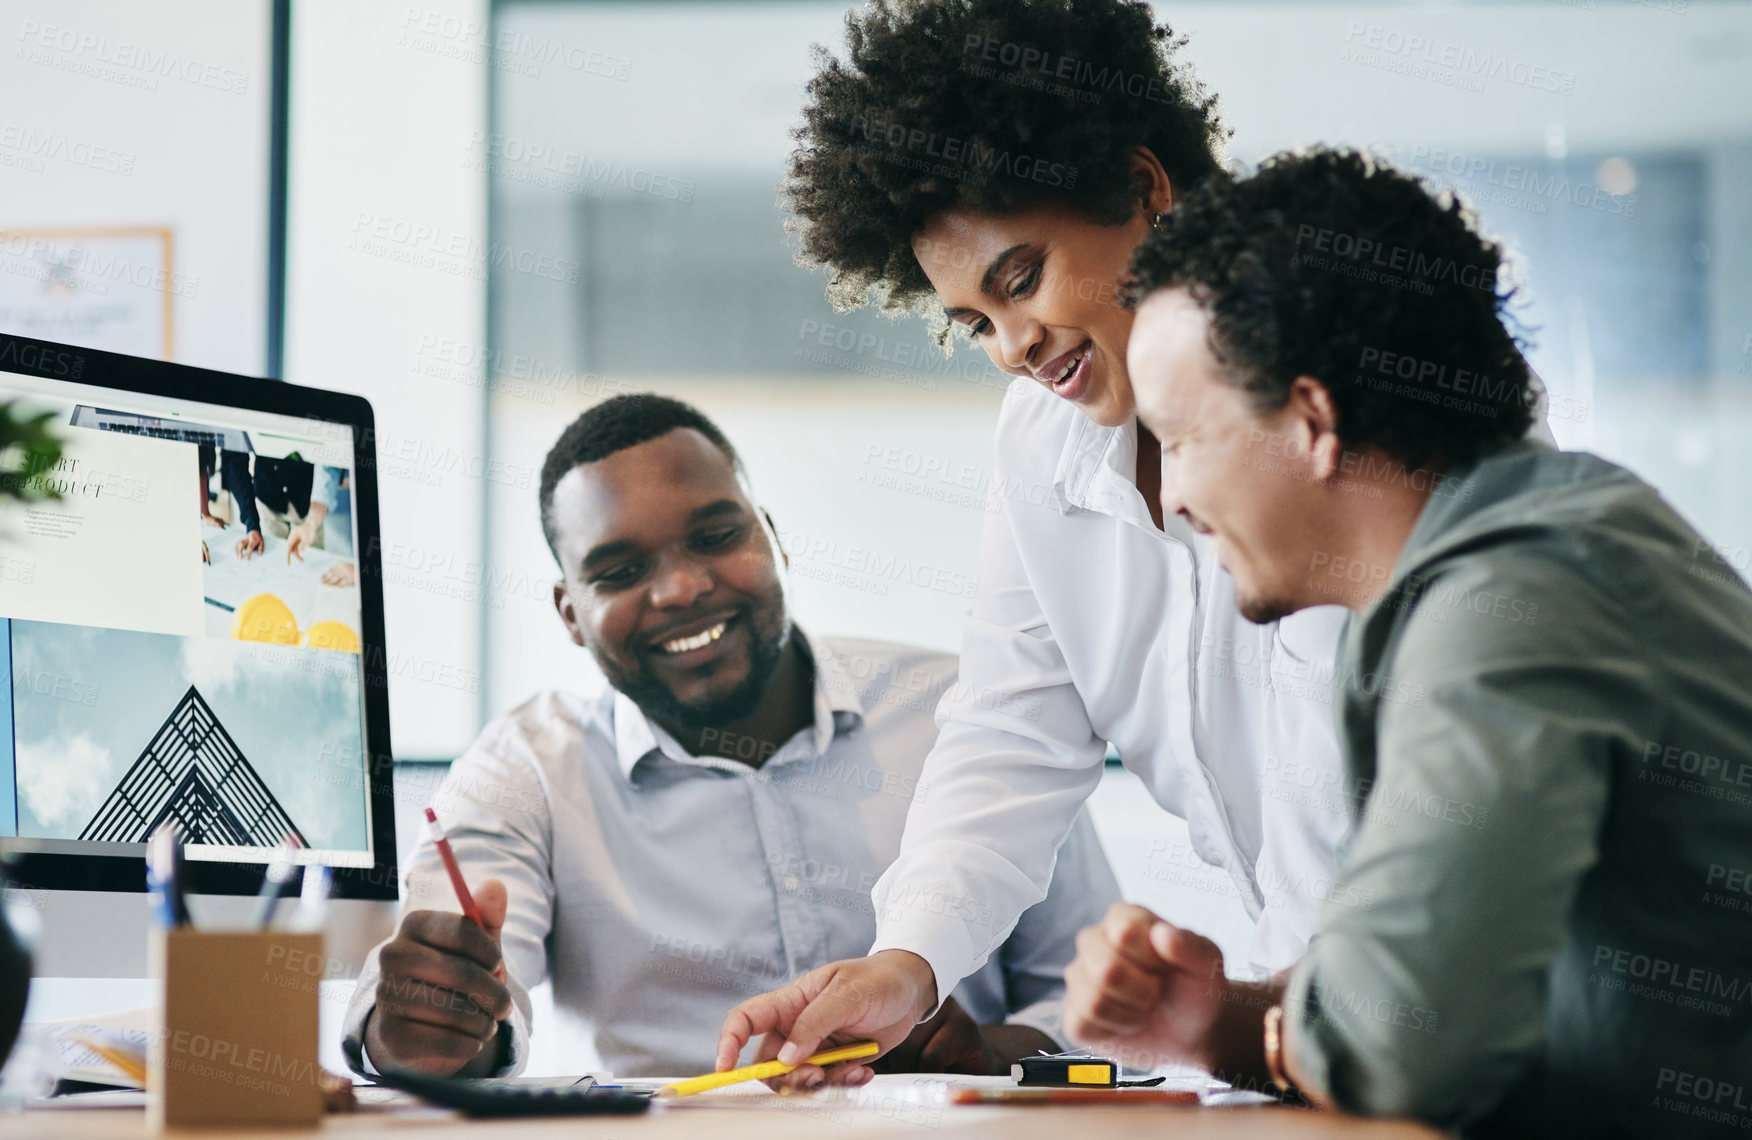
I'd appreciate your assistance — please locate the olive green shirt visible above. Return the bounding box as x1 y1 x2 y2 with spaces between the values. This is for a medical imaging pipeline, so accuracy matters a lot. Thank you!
1285 442 1752 1138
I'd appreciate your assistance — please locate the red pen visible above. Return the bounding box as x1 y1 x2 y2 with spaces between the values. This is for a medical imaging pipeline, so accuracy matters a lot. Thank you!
424 806 483 925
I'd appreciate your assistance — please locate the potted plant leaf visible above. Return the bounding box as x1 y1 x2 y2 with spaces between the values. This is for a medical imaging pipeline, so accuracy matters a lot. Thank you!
0 401 62 1071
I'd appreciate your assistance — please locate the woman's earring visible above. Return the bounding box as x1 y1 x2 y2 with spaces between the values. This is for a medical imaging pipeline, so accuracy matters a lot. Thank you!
1151 211 1166 227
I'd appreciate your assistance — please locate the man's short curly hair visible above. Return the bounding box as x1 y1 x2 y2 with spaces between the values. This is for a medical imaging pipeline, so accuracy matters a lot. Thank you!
1124 147 1533 472
788 0 1228 314
539 393 742 562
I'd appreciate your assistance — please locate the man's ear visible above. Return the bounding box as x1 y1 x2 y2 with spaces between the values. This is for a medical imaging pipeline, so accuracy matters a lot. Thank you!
762 507 788 569
552 578 586 648
1288 375 1344 482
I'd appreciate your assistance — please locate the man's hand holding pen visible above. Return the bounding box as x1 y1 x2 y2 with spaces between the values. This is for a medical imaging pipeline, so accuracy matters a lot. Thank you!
365 877 512 1078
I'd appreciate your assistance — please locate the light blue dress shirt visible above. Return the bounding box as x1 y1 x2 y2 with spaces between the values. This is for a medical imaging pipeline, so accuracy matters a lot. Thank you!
343 631 1120 1077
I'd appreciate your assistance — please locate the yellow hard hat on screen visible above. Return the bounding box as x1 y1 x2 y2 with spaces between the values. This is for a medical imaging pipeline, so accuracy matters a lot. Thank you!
305 621 360 654
232 594 299 645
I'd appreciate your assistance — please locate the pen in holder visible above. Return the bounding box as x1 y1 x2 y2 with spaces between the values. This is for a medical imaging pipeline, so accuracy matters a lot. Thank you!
148 928 324 1130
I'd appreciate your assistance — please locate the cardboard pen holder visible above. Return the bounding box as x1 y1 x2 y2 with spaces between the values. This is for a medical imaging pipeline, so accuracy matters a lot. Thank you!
149 929 324 1131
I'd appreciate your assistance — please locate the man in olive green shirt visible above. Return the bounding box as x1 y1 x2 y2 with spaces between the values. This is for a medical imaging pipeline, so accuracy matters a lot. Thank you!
1061 147 1752 1139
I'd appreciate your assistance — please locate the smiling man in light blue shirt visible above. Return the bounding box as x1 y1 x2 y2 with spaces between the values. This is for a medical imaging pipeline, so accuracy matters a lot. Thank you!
341 393 1117 1080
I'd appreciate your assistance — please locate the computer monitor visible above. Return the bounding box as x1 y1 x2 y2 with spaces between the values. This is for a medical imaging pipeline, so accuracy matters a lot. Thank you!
0 333 399 976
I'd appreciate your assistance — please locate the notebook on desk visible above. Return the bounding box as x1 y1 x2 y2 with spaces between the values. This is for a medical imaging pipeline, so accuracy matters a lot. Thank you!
33 1008 154 1091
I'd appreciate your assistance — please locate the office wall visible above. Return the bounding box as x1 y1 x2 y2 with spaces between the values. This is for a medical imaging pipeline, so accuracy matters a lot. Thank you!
284 0 491 759
0 0 272 372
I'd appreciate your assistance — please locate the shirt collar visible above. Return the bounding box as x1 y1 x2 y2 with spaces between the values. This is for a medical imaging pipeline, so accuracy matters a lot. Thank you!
1041 389 1196 542
1045 388 1118 513
611 625 862 782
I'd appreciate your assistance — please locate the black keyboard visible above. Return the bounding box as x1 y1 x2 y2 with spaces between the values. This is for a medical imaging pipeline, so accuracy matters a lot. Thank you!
369 1069 651 1117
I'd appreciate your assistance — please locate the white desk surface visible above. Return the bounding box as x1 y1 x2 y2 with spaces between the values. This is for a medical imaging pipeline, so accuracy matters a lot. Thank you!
10 1074 1446 1139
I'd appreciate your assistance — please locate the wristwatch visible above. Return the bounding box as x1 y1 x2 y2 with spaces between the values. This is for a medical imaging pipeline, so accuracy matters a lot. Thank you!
1263 1004 1298 1096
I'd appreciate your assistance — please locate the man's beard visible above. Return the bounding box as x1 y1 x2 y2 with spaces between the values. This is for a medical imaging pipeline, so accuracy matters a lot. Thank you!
597 605 792 732
1236 590 1292 625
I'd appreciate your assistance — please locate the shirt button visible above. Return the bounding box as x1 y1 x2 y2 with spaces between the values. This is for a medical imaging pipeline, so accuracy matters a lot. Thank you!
783 875 800 892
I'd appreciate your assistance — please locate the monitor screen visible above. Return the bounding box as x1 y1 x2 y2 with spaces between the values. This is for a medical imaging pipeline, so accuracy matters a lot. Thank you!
0 339 388 884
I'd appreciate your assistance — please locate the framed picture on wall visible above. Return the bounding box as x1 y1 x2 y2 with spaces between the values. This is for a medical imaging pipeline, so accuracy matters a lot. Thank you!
0 227 177 361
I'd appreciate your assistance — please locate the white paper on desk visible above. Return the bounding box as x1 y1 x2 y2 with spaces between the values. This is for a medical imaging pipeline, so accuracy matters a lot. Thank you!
655 1074 1006 1113
658 1070 1245 1113
33 1006 154 1089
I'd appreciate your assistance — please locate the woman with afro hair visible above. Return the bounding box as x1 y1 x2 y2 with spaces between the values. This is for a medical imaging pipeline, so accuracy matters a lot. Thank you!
719 0 1499 1087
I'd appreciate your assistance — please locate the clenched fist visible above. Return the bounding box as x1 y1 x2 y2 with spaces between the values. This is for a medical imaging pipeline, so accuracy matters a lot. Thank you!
1063 902 1231 1073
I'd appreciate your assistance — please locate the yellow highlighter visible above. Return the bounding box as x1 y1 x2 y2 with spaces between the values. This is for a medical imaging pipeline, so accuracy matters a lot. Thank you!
73 1034 148 1087
657 1041 881 1098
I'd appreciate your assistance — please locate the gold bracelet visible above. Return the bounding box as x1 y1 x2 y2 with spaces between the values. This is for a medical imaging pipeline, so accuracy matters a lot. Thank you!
1263 1004 1297 1095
